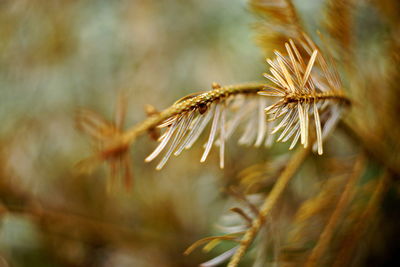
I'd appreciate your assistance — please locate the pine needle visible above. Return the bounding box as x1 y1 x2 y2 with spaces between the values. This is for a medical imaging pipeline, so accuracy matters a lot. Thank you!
259 36 350 154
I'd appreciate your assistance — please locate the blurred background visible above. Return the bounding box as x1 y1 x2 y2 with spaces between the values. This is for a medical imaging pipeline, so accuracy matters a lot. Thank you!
0 0 265 266
0 0 399 266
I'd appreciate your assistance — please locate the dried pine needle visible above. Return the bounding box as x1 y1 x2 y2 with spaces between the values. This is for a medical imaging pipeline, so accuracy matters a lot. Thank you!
259 37 350 155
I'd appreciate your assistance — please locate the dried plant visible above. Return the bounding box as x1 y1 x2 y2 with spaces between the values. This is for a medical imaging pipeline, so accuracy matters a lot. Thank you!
76 93 133 190
144 87 273 170
72 0 400 266
0 0 398 266
78 34 350 176
259 34 350 154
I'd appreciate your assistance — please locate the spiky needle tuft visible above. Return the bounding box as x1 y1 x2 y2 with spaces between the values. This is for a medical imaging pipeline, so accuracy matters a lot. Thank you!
259 35 350 155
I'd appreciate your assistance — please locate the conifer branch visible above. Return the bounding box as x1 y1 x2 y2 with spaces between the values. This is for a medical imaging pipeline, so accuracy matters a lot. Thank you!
77 83 268 178
259 36 350 154
120 83 266 145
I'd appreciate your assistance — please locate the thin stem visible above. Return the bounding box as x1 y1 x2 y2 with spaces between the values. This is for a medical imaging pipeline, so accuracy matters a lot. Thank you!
120 83 266 145
227 146 311 267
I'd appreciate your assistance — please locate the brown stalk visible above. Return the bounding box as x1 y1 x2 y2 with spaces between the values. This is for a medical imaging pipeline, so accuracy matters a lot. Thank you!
77 83 267 181
79 83 266 164
284 91 350 106
227 146 311 267
120 83 266 145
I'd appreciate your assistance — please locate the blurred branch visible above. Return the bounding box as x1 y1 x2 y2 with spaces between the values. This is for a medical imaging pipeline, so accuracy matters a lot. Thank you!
304 154 365 267
333 170 390 267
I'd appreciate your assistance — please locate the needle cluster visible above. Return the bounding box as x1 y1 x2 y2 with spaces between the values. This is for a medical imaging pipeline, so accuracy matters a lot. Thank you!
145 93 272 170
259 36 350 154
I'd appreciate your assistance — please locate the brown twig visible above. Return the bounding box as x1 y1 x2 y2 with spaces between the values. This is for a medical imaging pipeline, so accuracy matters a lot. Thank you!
227 146 311 267
121 83 266 145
